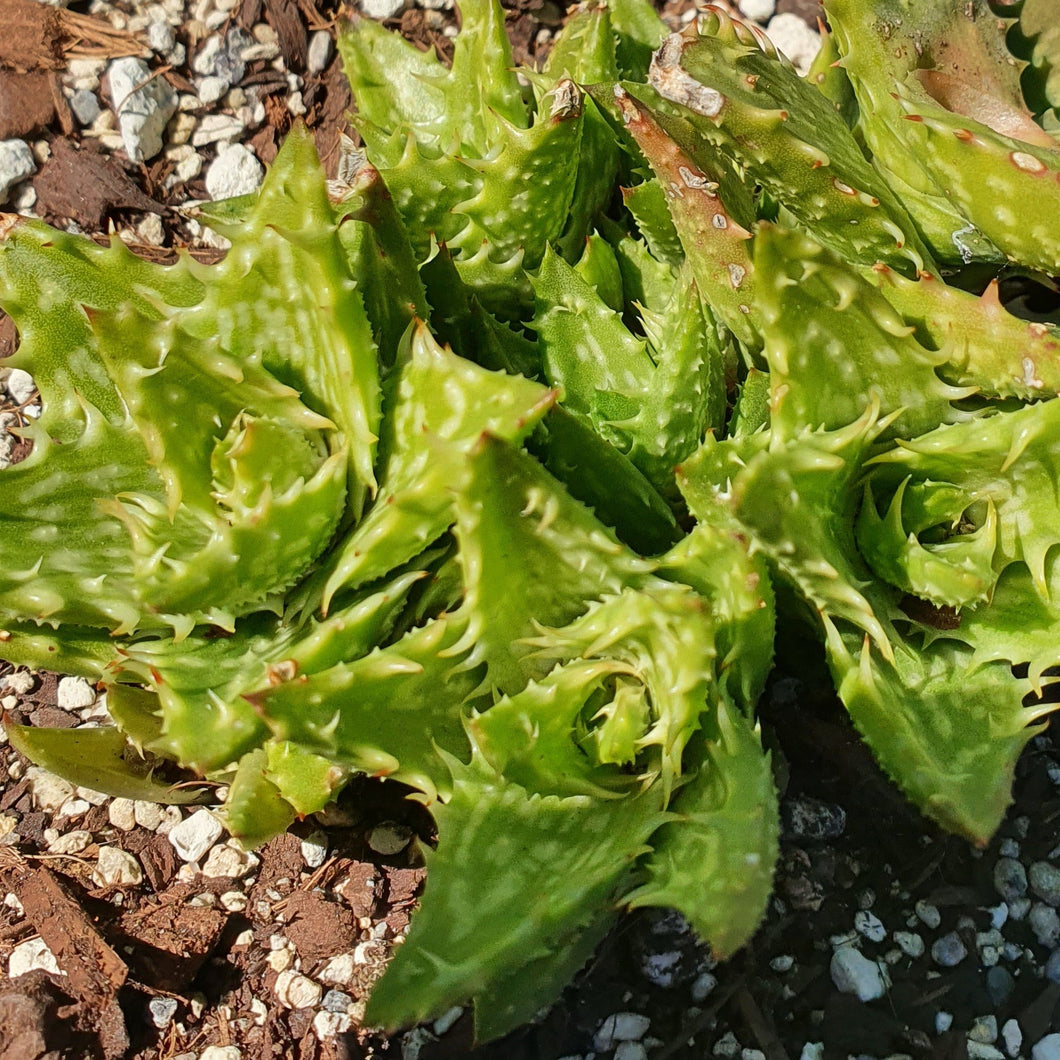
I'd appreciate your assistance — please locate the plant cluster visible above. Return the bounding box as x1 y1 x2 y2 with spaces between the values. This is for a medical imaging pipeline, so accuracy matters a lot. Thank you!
2 0 1060 1040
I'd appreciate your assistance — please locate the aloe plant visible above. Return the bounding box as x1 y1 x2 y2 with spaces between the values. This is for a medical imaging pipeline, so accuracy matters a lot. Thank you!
3 0 1060 1044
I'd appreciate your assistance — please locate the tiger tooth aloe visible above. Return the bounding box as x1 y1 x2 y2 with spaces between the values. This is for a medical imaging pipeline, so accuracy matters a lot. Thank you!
4 0 1060 1043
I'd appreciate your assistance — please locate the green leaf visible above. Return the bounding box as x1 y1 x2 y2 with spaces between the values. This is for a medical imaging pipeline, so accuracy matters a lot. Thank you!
365 755 666 1040
4 723 211 804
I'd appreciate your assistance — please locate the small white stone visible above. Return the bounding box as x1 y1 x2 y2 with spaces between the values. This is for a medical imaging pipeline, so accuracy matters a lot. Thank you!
220 890 248 912
319 952 356 986
594 1013 651 1051
8 937 61 978
314 1010 353 1039
914 901 942 930
5 369 36 407
56 676 97 710
968 1044 1005 1060
205 143 264 200
738 0 775 21
770 955 795 973
197 75 228 105
307 30 332 74
93 845 143 887
48 829 92 854
970 1016 999 1044
714 1032 741 1058
432 1006 463 1035
133 800 166 831
937 1012 954 1034
799 1045 823 1060
1001 1019 1022 1058
57 798 91 819
301 831 328 868
26 768 76 812
147 20 176 53
168 809 224 862
69 88 102 126
200 1048 242 1060
1034 1034 1060 1060
0 140 36 203
893 931 925 958
855 910 887 943
267 947 294 973
616 1044 648 1060
368 823 412 855
691 971 717 1001
107 56 179 162
275 969 323 1009
191 113 246 147
764 13 821 74
830 945 889 1002
202 841 259 879
287 91 306 117
359 0 406 18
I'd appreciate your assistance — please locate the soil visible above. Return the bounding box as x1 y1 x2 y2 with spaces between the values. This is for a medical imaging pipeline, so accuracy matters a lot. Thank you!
2 1 1059 1059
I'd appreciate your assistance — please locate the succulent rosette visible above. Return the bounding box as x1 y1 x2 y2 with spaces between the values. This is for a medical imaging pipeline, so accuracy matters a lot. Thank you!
3 0 1060 1042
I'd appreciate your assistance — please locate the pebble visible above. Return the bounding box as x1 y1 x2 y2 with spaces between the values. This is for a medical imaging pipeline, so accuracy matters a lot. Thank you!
8 937 61 978
307 30 333 74
770 955 795 973
1030 903 1060 948
200 1048 242 1060
715 1031 741 1057
1033 1033 1060 1060
319 952 356 986
205 143 264 199
800 1046 823 1060
48 829 92 854
192 113 247 147
691 970 718 1001
829 945 889 1002
274 969 323 1009
202 841 259 878
1046 948 1060 984
56 676 97 710
301 831 328 868
168 809 224 862
149 997 179 1028
594 1013 652 1050
134 800 167 831
931 932 968 968
937 1012 955 1034
764 13 821 74
0 139 36 202
107 56 179 162
738 0 776 20
147 19 177 54
970 1016 999 1044
987 966 1015 1008
994 857 1028 902
894 931 925 958
1030 862 1060 906
2 669 35 694
57 797 91 818
1001 1019 1022 1058
26 768 76 812
782 795 846 840
915 901 942 930
69 89 102 126
313 1010 353 1038
93 845 143 887
360 0 406 19
854 910 886 943
968 1044 1006 1060
367 822 413 855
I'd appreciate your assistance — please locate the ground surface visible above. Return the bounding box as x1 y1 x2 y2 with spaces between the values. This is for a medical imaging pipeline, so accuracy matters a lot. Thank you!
2 1 1060 1059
